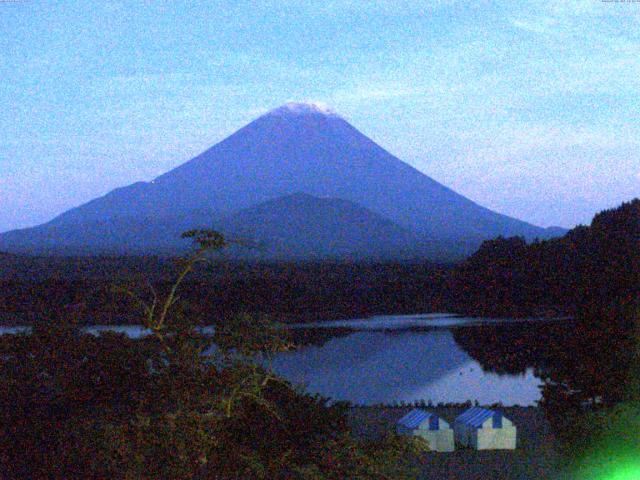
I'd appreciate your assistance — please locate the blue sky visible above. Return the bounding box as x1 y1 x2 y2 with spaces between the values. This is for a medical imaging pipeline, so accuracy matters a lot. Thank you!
1 0 638 232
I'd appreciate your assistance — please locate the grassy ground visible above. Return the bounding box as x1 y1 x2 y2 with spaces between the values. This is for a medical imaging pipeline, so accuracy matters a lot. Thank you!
349 406 566 480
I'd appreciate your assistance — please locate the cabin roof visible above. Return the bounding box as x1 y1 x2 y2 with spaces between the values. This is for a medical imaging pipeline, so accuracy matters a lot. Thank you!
455 407 502 428
397 408 437 429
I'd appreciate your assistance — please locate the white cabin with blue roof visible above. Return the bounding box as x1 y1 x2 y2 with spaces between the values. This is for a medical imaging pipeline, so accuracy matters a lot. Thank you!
454 407 516 450
396 408 454 452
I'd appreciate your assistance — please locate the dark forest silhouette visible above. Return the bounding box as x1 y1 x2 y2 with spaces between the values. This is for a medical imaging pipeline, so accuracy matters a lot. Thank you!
449 199 640 320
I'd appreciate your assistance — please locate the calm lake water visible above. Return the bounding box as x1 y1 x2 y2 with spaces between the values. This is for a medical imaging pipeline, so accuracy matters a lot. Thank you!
275 314 566 406
273 329 542 406
0 314 569 406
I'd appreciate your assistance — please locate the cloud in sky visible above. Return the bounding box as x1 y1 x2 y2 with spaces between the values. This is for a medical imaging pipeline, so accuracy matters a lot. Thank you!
0 0 638 232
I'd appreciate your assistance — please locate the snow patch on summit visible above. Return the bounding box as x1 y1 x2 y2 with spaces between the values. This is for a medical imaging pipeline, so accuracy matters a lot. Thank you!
264 102 340 118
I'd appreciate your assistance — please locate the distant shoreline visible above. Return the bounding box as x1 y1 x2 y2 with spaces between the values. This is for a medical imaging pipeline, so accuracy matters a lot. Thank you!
0 312 574 331
0 314 572 334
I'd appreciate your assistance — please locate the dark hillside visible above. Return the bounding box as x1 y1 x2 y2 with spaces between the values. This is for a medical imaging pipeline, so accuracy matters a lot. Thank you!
448 199 640 319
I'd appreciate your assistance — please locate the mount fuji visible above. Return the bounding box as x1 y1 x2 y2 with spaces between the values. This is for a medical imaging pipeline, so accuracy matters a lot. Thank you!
0 103 563 260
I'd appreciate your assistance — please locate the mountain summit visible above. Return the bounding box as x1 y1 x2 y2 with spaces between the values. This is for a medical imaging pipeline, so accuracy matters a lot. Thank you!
0 103 563 259
263 102 339 117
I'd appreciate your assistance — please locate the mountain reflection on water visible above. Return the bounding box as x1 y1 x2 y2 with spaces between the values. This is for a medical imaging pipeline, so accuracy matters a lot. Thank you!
273 316 574 406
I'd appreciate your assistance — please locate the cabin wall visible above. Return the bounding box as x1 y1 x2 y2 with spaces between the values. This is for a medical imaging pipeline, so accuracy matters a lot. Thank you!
476 426 517 450
397 422 455 452
414 429 455 453
454 424 517 450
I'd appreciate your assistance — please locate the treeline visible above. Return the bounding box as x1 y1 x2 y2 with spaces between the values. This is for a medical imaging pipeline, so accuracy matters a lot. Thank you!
0 261 449 325
448 199 640 320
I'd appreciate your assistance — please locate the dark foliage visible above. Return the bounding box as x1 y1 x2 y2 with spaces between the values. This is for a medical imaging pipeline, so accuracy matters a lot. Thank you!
449 199 640 319
0 234 427 479
0 260 449 326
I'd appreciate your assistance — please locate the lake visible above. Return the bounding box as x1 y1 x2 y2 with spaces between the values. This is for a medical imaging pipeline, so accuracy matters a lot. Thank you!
274 314 572 406
0 313 571 407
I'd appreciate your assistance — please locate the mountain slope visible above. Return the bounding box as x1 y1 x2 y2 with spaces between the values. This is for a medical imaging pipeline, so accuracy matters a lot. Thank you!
214 193 428 260
0 194 432 259
0 102 563 259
